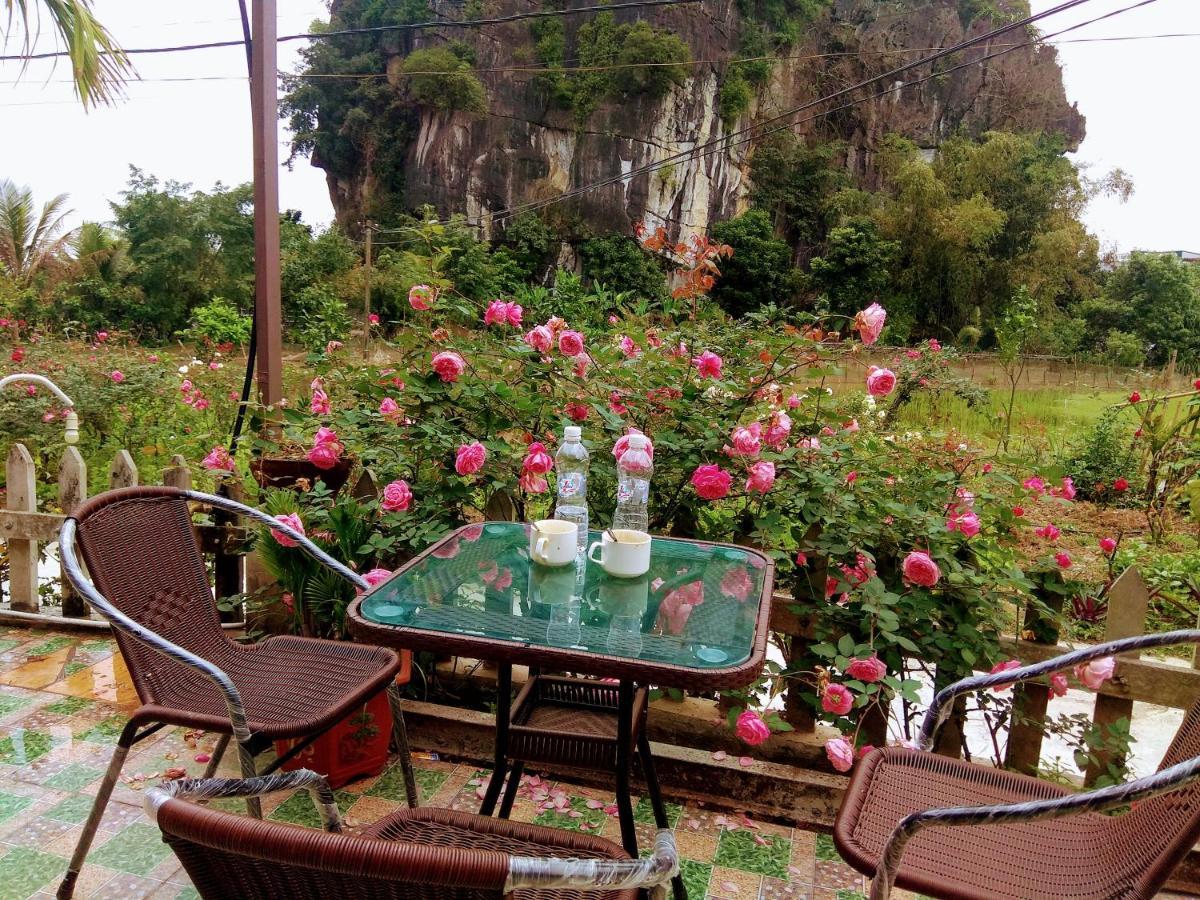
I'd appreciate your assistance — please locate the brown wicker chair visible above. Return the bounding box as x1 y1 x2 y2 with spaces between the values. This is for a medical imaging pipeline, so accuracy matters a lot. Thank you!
834 628 1200 899
143 769 679 899
56 486 419 899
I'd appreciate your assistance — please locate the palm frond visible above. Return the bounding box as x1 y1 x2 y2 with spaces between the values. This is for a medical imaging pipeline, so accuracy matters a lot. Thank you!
3 0 133 108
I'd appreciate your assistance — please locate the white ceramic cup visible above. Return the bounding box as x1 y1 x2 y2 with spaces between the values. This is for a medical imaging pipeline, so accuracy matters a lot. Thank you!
587 529 651 578
529 519 578 567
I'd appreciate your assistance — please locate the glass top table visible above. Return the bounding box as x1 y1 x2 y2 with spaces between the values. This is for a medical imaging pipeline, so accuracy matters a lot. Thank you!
348 522 775 691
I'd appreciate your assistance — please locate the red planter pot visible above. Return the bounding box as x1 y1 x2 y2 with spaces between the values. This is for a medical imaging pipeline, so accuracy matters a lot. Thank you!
274 653 412 789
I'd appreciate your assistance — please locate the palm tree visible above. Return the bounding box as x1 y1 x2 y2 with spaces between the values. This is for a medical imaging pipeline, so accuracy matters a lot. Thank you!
0 179 75 286
3 1 132 107
71 221 131 283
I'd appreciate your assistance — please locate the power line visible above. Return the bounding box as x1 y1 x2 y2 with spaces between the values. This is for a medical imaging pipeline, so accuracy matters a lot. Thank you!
441 0 1144 231
0 0 702 63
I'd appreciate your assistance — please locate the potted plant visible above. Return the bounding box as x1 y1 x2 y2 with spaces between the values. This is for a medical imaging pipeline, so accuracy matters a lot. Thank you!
250 427 355 494
252 486 410 787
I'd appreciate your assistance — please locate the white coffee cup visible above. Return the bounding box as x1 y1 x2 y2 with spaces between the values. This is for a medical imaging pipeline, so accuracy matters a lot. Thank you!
529 519 578 567
588 529 651 578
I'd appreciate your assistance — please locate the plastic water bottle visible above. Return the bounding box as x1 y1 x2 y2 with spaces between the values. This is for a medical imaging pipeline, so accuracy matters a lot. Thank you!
612 434 653 533
554 426 590 552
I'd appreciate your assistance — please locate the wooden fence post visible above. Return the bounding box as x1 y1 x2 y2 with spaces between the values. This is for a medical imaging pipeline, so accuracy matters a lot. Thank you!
6 444 39 612
1004 587 1065 775
109 450 139 489
58 446 88 617
162 454 191 490
1085 567 1150 785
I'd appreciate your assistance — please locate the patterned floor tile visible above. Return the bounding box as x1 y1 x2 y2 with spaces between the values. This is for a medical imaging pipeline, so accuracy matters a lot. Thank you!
43 763 103 792
680 858 714 898
0 729 61 765
0 790 34 824
88 822 175 875
715 828 792 878
710 864 764 898
267 789 358 828
41 697 93 717
365 763 446 803
0 846 65 899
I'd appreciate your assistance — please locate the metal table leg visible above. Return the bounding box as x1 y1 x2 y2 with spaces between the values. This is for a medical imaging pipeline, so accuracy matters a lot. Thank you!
478 662 512 816
614 680 639 858
640 729 688 899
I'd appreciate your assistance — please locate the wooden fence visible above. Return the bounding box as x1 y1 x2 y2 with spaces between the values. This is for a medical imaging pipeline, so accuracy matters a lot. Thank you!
0 444 247 622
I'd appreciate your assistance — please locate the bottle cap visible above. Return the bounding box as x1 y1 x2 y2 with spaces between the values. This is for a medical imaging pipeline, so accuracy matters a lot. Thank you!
564 426 582 441
626 434 648 449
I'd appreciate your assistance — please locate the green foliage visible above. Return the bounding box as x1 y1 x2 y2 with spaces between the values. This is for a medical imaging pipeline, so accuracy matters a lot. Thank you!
709 210 800 316
531 13 690 123
1101 252 1200 366
578 235 668 303
749 133 846 249
807 220 898 318
495 213 556 283
181 297 252 348
1100 329 1145 368
1060 408 1137 502
734 0 830 45
717 72 754 129
289 283 352 352
402 48 487 114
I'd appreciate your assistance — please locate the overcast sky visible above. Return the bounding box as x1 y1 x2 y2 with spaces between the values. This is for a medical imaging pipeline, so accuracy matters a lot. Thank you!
1 0 1196 252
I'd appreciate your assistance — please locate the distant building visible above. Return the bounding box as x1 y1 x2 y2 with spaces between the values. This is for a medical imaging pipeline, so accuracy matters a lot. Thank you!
1112 250 1200 267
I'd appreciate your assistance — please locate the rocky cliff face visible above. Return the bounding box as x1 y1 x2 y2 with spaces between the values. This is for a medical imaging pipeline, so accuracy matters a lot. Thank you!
315 0 1084 241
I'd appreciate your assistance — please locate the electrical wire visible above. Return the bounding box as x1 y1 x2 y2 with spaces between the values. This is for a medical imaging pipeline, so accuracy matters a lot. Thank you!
0 0 703 62
427 0 1147 231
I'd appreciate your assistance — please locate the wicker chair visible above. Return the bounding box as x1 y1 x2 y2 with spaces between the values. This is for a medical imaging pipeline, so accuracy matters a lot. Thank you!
143 769 679 899
56 486 419 899
834 628 1200 900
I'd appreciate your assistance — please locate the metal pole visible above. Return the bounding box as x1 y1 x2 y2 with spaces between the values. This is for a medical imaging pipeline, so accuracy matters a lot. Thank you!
363 222 373 361
251 0 282 409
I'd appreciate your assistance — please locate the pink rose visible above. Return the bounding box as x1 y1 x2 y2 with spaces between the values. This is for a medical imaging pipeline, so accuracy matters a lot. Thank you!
691 350 723 379
608 315 619 325
381 479 413 512
325 340 343 354
506 303 523 327
657 581 704 635
928 338 941 351
432 351 466 383
947 510 981 538
314 426 340 446
1035 523 1060 541
524 325 553 353
989 659 1021 692
1099 537 1117 554
1049 672 1069 697
728 422 762 457
308 441 342 470
110 370 125 383
519 469 549 493
764 411 792 450
565 401 589 422
844 418 860 433
866 366 896 398
361 568 392 589
618 335 639 358
484 299 511 327
1055 552 1072 569
558 330 585 356
1023 475 1047 493
455 441 487 476
745 461 775 494
368 313 380 325
798 436 821 451
901 550 940 587
202 446 235 473
96 330 108 342
379 397 403 423
854 302 887 346
523 441 554 475
825 737 854 773
691 464 732 500
822 683 854 715
845 656 887 683
310 388 331 415
573 354 591 378
734 710 771 746
270 512 305 547
545 316 566 335
787 393 801 409
1075 657 1116 691
408 284 437 311
613 429 654 464
608 390 628 415
1059 476 1076 500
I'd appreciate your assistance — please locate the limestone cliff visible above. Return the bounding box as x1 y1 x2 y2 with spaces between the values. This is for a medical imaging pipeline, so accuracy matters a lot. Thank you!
306 0 1084 241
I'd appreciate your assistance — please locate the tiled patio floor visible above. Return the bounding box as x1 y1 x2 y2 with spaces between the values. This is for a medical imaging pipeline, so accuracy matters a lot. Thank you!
0 627 883 899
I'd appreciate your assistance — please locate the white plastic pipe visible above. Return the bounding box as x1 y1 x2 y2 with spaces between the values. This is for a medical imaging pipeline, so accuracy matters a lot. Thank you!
0 373 79 444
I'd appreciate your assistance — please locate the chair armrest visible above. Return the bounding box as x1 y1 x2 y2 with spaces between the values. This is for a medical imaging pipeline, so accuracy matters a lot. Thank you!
185 489 369 591
59 518 253 746
505 829 679 894
869 751 1200 900
918 628 1200 748
143 770 343 832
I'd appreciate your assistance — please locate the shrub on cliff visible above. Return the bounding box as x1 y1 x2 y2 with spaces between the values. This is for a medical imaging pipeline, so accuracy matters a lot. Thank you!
402 48 487 115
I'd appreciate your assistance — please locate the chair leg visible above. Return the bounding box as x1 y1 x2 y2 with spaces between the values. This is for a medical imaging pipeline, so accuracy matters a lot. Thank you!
57 721 137 899
638 731 687 900
498 760 525 819
203 733 230 778
386 684 420 808
235 741 262 818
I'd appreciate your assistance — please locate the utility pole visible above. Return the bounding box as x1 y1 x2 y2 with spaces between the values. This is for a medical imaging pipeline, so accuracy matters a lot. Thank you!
363 222 374 361
251 0 282 410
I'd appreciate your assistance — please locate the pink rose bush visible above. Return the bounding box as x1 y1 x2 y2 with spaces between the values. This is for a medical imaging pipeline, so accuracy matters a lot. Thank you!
901 551 940 587
691 464 732 500
866 366 896 399
408 284 437 311
845 656 887 683
691 350 723 378
432 351 466 383
854 302 886 346
825 737 854 773
202 446 235 472
734 710 771 746
455 441 487 476
381 479 413 512
270 513 305 547
1074 657 1116 691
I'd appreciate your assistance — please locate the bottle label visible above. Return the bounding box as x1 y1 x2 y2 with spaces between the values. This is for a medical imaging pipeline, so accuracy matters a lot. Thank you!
557 472 585 499
617 480 649 504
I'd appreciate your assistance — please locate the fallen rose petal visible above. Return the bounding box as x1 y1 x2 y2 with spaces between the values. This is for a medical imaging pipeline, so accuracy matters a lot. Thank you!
720 881 740 893
753 834 770 846
585 799 606 809
686 818 702 830
604 804 619 816
711 750 728 761
568 810 583 818
164 767 187 780
739 756 754 767
475 785 488 800
193 753 211 764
